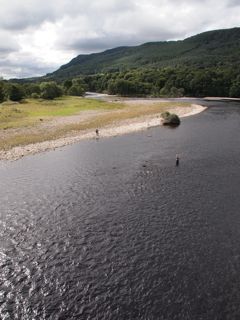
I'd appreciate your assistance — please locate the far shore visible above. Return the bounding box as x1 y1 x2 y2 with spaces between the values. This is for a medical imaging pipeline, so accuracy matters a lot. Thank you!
204 97 240 101
0 98 206 161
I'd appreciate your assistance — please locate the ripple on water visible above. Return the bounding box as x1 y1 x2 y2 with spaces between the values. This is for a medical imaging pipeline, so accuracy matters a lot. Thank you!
1 103 240 318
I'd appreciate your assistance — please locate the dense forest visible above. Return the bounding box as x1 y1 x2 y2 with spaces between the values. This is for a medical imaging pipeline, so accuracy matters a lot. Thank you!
3 65 239 101
0 78 86 102
1 27 240 100
47 27 240 79
81 66 240 97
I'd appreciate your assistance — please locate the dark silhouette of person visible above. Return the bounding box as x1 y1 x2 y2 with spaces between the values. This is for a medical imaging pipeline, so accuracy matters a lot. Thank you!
176 155 180 166
95 129 99 137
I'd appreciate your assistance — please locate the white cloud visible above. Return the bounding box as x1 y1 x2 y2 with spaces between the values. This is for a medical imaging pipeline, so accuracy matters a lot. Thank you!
0 0 239 78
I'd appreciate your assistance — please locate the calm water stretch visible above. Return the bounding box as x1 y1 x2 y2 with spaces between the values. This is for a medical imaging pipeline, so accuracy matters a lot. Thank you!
1 99 240 319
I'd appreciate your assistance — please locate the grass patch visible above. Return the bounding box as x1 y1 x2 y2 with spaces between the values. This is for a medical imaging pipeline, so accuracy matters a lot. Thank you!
24 96 123 117
0 96 124 129
0 106 28 129
0 97 192 150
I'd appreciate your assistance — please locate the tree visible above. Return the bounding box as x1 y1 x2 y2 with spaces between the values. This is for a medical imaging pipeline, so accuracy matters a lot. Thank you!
229 76 240 97
63 80 73 93
7 84 25 101
24 83 41 96
40 82 63 100
108 79 141 96
169 87 184 97
229 84 240 98
67 85 84 96
0 82 5 103
160 86 169 96
64 78 86 96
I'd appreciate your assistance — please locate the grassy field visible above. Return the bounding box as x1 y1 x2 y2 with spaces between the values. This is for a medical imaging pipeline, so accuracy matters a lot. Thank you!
0 96 124 130
0 96 192 151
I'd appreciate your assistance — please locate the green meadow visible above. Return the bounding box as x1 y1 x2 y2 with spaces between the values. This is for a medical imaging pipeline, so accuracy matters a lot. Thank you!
0 96 191 150
0 96 124 130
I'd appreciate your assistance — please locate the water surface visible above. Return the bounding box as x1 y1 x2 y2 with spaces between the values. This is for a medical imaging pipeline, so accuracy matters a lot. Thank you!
1 99 240 319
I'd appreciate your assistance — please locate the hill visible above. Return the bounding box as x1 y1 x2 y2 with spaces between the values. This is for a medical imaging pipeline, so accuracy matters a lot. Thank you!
46 27 240 80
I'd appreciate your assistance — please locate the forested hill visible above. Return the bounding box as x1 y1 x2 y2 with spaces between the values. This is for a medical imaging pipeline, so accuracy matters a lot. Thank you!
47 27 240 80
8 27 240 98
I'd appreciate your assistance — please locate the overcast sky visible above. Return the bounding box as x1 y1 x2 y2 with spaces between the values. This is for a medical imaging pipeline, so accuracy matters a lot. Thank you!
0 0 239 79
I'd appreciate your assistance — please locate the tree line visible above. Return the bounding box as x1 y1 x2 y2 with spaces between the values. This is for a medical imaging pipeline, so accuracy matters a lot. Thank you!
83 66 240 98
1 65 240 103
0 78 86 103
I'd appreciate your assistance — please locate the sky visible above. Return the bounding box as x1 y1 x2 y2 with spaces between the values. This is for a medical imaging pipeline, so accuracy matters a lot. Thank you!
0 0 240 79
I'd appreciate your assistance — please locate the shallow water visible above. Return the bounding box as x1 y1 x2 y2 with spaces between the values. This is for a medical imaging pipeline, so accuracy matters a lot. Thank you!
1 99 240 319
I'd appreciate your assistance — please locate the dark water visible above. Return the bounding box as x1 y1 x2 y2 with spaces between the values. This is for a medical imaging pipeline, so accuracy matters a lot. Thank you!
1 100 240 319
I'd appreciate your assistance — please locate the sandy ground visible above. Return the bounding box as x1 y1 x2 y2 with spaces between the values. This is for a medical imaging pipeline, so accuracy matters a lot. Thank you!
204 97 240 101
0 103 206 161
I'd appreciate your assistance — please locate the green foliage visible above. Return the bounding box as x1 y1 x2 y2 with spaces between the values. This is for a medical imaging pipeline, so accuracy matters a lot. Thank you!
229 84 240 98
7 84 25 101
31 93 40 99
160 86 184 97
78 65 240 98
63 79 72 91
24 83 41 96
4 28 240 98
159 86 169 96
161 111 170 119
62 78 86 96
108 79 151 96
0 82 5 103
46 27 240 82
67 84 85 96
40 82 63 100
108 79 135 95
72 77 87 88
162 113 181 126
229 76 240 97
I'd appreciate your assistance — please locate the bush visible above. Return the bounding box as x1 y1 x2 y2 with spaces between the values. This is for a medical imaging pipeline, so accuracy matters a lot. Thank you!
161 112 181 126
40 82 63 100
24 83 41 96
108 79 150 96
0 83 5 103
67 84 85 96
160 86 169 96
63 79 73 92
229 83 240 97
31 93 40 99
161 111 170 118
7 84 25 101
160 86 184 97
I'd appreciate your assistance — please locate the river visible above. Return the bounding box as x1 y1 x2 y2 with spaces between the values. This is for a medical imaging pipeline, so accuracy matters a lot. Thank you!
1 99 240 319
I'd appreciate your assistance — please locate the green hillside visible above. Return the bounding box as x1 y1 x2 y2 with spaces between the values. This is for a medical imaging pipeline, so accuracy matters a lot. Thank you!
47 27 240 80
9 27 240 98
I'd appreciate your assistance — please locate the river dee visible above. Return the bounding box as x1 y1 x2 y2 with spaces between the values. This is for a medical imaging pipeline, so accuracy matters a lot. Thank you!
1 100 240 319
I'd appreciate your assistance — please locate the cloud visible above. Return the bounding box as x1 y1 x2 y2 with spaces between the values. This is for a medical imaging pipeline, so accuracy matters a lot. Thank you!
0 31 19 55
227 0 240 7
0 53 56 79
0 0 136 31
0 0 55 30
0 0 240 78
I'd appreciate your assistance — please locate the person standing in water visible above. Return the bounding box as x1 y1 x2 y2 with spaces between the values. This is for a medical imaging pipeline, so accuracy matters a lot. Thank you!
176 154 180 166
95 129 99 137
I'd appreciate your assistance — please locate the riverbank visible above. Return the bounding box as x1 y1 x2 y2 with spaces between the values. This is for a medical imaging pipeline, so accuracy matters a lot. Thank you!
204 97 240 101
0 99 206 161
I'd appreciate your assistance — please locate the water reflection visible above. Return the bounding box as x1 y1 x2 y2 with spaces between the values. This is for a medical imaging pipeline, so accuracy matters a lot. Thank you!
0 100 240 319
